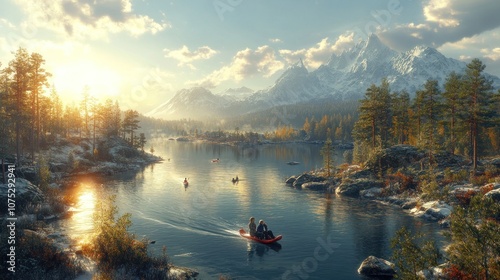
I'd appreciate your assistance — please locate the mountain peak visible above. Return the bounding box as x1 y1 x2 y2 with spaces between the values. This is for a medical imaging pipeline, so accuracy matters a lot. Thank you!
291 58 306 69
365 33 387 51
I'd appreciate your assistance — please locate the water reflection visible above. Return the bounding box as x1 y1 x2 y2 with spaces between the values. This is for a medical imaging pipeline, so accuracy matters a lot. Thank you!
66 184 96 244
246 242 282 260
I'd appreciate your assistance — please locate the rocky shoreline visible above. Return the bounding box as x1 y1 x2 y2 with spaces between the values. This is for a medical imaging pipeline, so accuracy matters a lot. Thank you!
0 136 203 279
286 145 500 224
285 144 500 279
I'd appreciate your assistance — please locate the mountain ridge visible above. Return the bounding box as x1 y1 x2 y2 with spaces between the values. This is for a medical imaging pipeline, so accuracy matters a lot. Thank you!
147 34 500 120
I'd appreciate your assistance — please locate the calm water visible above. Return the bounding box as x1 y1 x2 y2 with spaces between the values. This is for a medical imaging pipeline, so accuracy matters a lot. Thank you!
64 140 445 280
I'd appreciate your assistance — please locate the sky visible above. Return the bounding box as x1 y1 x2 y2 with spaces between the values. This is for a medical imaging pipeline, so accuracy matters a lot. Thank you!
1 0 500 114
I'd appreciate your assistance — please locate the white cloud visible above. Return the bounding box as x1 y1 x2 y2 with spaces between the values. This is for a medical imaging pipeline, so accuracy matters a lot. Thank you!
423 0 459 27
280 33 356 69
482 48 500 61
380 0 500 51
270 38 282 43
192 45 284 88
164 45 218 69
13 0 169 39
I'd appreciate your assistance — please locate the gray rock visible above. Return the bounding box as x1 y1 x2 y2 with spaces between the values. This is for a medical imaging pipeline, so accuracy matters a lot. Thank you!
167 266 199 279
357 256 396 277
365 145 425 173
401 199 418 210
0 178 43 213
336 179 384 197
360 187 382 198
485 188 500 202
302 181 330 191
292 173 326 188
285 176 297 185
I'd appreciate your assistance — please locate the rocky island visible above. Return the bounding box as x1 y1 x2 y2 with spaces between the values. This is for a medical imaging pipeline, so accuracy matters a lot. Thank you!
286 144 500 279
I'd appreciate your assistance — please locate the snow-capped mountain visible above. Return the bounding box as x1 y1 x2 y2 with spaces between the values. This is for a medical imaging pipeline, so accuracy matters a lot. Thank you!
146 87 228 119
217 86 254 102
244 59 330 111
148 34 500 120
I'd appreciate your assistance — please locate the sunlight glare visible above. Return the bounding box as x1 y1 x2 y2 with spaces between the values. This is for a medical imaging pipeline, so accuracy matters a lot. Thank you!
67 186 96 244
53 60 121 102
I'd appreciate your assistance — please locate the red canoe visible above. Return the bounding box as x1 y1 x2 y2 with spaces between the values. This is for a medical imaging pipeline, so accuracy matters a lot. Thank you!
239 228 282 244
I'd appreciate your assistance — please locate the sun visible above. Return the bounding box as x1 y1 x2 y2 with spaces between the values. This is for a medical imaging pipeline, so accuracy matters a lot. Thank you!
52 59 122 103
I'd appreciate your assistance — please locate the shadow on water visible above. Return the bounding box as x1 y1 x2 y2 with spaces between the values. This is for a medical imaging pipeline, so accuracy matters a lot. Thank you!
246 242 282 259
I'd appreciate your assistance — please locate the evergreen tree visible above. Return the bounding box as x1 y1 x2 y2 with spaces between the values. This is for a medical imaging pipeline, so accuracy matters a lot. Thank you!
28 52 50 159
420 79 442 162
442 72 463 154
412 89 425 146
5 47 31 164
138 133 147 151
321 138 335 177
353 84 380 149
391 90 411 144
353 79 393 161
447 195 500 279
460 59 495 171
391 226 440 280
123 110 140 145
80 86 91 138
378 78 393 147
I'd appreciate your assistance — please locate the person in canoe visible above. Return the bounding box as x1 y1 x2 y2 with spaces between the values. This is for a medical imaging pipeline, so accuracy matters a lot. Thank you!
248 217 257 237
183 178 189 186
257 220 275 240
232 176 239 184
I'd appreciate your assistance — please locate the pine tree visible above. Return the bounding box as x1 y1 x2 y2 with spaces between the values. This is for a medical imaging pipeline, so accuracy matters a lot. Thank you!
123 110 140 145
321 138 335 177
391 226 440 280
391 90 411 144
353 84 380 149
443 72 463 154
80 86 91 138
378 79 393 148
420 79 442 162
447 195 500 279
460 59 495 171
353 79 393 156
28 52 50 160
5 47 31 164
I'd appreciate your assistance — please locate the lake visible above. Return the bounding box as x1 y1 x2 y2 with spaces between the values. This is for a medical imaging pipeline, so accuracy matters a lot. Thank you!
63 140 445 280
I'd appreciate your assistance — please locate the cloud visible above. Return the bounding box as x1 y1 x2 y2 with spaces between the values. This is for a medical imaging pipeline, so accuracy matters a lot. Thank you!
269 38 282 43
192 45 284 88
423 0 459 27
13 0 169 39
379 0 500 51
483 48 500 61
279 33 356 69
164 45 218 69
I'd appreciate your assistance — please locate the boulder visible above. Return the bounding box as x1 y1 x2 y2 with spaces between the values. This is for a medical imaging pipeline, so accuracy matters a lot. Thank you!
365 145 425 173
167 266 199 279
357 256 396 277
485 188 500 202
401 199 418 210
0 178 43 214
302 181 330 191
360 187 382 198
292 173 326 188
418 263 448 280
412 201 452 221
336 179 384 197
285 176 297 185
347 169 375 180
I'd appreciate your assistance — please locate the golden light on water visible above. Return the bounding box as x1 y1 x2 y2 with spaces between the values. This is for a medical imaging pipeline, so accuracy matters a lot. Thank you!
66 185 97 244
